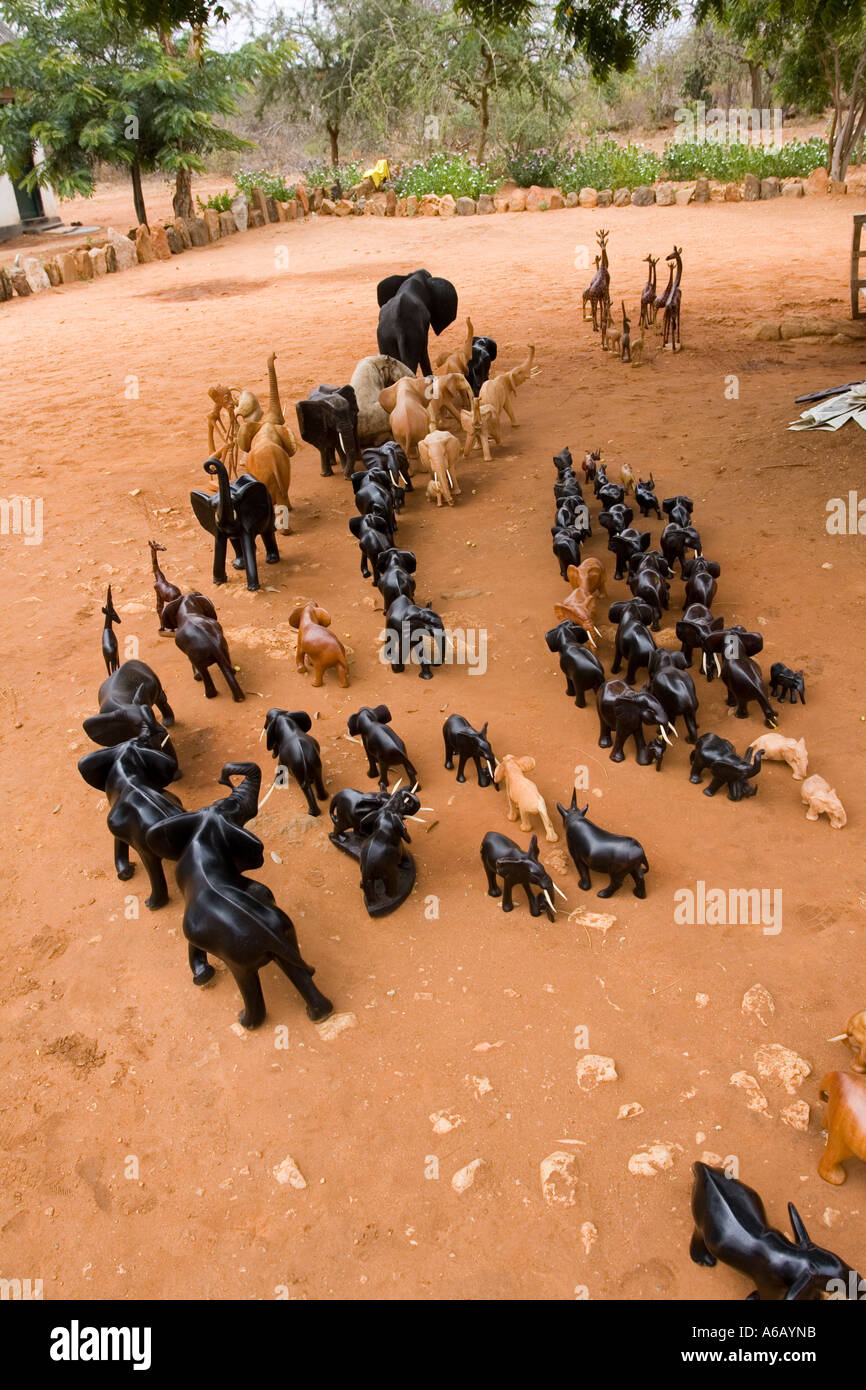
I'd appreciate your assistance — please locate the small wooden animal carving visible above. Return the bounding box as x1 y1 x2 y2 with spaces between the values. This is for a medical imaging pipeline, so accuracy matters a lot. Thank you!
640 253 658 328
479 346 538 427
101 586 120 676
818 1072 866 1185
493 754 558 842
149 540 182 632
801 774 846 828
289 601 350 688
746 733 808 781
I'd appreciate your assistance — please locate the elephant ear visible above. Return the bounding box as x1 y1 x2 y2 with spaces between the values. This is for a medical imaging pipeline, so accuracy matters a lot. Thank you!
527 834 540 860
608 601 627 624
612 694 639 722
516 756 535 772
378 383 399 413
705 560 721 578
427 277 459 335
372 703 392 724
417 437 431 469
397 550 416 572
348 515 363 538
145 810 203 861
376 273 411 307
83 710 137 747
294 401 317 439
215 817 265 871
544 625 563 652
78 745 118 791
133 746 179 787
444 433 461 464
631 601 654 625
285 710 313 733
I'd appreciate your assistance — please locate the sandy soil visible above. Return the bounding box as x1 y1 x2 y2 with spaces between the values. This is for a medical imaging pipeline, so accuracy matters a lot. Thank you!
1 194 865 1302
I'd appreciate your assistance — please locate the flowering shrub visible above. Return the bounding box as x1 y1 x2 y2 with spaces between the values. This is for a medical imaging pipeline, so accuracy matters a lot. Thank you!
501 145 562 188
661 137 828 181
234 169 296 201
299 160 365 189
394 153 497 200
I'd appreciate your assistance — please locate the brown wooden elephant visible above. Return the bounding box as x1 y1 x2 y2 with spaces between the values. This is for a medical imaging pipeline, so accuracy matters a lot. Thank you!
818 1071 866 1185
236 353 296 531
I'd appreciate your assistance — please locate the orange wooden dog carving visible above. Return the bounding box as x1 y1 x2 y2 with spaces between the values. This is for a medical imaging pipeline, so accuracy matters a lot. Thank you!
289 601 350 688
818 1071 866 1185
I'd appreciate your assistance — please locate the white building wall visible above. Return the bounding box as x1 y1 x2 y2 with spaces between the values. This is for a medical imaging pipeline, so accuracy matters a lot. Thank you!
0 171 20 230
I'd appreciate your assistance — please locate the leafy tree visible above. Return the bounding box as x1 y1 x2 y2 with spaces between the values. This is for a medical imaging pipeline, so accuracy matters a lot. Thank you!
454 0 681 79
0 0 270 223
436 7 571 162
698 0 866 178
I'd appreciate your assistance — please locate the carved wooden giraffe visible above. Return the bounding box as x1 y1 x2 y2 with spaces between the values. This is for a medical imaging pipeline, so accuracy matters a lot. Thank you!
662 246 682 352
583 230 611 333
640 254 658 328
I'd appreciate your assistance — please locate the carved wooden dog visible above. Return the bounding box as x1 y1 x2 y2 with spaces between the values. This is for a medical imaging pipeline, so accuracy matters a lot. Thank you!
493 754 558 842
818 1072 866 1185
289 601 350 688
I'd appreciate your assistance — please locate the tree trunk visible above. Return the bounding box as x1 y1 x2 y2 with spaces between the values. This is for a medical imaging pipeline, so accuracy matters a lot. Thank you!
748 61 762 112
173 166 194 221
477 84 490 164
326 122 339 166
131 159 147 226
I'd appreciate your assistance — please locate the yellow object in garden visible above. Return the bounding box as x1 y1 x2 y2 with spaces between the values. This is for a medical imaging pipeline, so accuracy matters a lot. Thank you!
364 159 390 188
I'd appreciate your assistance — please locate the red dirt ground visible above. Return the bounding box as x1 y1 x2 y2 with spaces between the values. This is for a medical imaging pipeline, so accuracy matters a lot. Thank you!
1 193 865 1301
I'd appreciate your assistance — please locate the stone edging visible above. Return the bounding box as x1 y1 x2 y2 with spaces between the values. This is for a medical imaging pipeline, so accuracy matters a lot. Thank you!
1 166 861 305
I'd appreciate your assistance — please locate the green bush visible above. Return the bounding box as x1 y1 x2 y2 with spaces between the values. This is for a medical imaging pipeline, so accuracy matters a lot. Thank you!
197 190 234 213
661 137 828 182
234 169 296 202
393 153 497 200
299 160 365 190
555 140 662 193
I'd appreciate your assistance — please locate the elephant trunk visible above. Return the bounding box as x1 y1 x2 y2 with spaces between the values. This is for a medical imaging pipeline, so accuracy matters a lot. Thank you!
218 762 262 823
511 345 536 387
204 456 235 529
747 749 765 777
265 352 285 425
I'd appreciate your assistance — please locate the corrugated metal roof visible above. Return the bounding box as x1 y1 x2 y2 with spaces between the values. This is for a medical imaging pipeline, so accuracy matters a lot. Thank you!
0 20 17 43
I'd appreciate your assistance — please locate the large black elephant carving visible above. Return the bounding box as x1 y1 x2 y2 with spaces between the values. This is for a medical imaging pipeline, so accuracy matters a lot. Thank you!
376 269 459 375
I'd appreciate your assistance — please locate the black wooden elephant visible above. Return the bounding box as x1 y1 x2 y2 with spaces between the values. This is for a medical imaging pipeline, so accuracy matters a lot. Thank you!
676 604 724 672
296 384 361 478
770 662 805 704
661 521 702 576
628 559 669 630
383 595 446 679
375 547 417 607
683 556 721 609
348 508 395 582
597 678 676 764
362 441 412 492
443 714 498 787
609 598 657 684
551 526 583 579
84 659 179 771
78 723 184 909
357 787 420 916
352 467 400 528
545 620 605 708
466 336 497 395
662 494 694 527
701 627 776 725
480 832 557 919
635 475 662 518
689 733 764 800
347 704 418 791
597 483 627 509
609 527 651 581
649 653 700 743
329 787 391 843
263 708 327 817
190 456 278 592
598 502 634 545
145 762 332 1029
556 792 649 898
376 269 459 375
